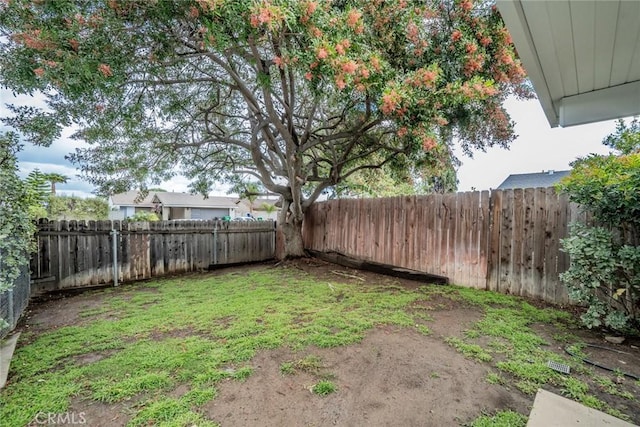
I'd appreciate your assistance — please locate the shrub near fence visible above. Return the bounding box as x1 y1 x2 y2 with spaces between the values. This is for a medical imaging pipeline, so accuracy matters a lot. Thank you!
31 219 276 294
0 257 30 339
304 188 588 305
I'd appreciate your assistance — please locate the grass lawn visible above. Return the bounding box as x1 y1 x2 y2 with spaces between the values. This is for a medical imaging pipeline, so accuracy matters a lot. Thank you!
1 262 638 426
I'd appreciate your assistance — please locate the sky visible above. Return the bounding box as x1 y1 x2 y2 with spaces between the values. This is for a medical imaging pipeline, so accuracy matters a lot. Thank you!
1 90 623 198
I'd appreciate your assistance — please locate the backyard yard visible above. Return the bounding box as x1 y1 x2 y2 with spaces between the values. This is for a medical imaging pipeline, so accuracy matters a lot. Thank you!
1 259 639 426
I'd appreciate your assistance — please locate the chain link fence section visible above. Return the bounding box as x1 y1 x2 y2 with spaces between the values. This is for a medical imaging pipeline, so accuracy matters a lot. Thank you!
0 256 30 340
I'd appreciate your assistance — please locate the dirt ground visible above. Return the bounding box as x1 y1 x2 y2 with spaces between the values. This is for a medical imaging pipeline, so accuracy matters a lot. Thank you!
16 259 640 426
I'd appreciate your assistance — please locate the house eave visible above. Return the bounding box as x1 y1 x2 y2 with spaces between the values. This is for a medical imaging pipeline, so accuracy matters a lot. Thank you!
497 0 640 128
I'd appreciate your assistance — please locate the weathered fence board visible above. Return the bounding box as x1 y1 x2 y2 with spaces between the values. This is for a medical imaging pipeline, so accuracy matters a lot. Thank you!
31 220 276 294
304 188 584 305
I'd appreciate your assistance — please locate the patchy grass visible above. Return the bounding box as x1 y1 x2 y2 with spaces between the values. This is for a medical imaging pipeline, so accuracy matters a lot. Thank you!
0 267 421 426
1 266 638 426
424 285 638 422
445 336 492 362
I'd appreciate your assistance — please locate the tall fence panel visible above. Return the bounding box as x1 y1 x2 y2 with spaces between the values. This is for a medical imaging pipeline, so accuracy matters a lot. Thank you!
31 220 276 294
304 192 491 290
304 188 582 305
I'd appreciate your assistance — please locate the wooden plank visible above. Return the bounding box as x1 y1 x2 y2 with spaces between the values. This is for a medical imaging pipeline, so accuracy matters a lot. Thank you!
542 189 558 303
556 193 571 300
451 193 467 286
407 196 416 271
531 188 547 300
486 190 502 292
521 189 536 298
510 189 524 296
477 191 490 290
466 191 480 289
498 190 514 295
310 250 448 284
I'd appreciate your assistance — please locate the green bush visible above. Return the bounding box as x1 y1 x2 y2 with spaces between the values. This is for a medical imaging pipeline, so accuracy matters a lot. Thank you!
128 211 160 222
558 118 640 334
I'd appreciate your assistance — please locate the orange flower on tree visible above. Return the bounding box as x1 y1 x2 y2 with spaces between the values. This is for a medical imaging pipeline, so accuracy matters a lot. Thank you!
380 89 402 115
310 26 323 38
460 0 473 12
370 56 381 71
98 63 113 77
421 134 437 151
346 9 362 29
341 60 357 74
249 2 285 29
306 1 318 15
316 47 328 59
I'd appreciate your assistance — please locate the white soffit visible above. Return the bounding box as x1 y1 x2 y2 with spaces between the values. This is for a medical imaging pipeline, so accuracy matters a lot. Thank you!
497 0 640 127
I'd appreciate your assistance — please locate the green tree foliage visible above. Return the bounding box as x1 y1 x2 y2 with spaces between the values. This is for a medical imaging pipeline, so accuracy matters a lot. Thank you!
127 211 160 222
41 172 69 195
0 132 37 294
0 0 532 257
558 117 640 333
23 169 50 219
49 195 109 220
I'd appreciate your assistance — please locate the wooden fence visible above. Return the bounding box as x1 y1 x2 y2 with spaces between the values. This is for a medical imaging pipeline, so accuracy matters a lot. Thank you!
31 220 276 294
303 188 587 304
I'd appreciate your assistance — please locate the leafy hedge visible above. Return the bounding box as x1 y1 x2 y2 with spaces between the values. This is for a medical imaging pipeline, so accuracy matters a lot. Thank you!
558 118 639 334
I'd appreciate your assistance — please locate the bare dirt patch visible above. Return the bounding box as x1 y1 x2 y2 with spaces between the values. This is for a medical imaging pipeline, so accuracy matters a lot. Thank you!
205 326 530 426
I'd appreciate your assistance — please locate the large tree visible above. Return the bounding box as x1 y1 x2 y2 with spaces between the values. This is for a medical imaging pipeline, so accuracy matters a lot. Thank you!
42 172 69 195
0 0 531 257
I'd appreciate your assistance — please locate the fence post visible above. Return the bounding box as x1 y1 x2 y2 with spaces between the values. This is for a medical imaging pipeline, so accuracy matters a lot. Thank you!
7 288 14 329
212 222 218 266
111 228 119 287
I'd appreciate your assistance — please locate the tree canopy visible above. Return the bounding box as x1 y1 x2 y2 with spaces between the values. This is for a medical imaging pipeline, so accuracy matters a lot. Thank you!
0 0 532 257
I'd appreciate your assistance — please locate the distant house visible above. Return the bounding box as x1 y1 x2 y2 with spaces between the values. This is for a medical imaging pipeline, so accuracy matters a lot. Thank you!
108 191 157 220
235 196 280 220
108 191 237 220
496 170 571 190
152 192 237 220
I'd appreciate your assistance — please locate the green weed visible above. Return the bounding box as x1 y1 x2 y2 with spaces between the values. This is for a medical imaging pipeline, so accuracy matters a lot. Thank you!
594 376 636 400
445 336 492 362
231 366 253 381
469 410 527 427
294 355 324 375
280 362 295 375
486 371 504 385
312 380 337 396
415 324 431 336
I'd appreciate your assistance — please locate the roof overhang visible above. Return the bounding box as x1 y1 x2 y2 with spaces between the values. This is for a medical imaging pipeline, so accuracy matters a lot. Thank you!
497 0 640 127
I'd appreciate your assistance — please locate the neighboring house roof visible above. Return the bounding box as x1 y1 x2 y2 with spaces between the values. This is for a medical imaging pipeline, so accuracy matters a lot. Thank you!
497 170 571 190
152 192 237 209
109 191 156 208
497 0 640 127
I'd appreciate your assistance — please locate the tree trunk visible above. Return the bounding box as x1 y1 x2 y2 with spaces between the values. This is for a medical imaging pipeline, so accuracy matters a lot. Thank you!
277 199 306 259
